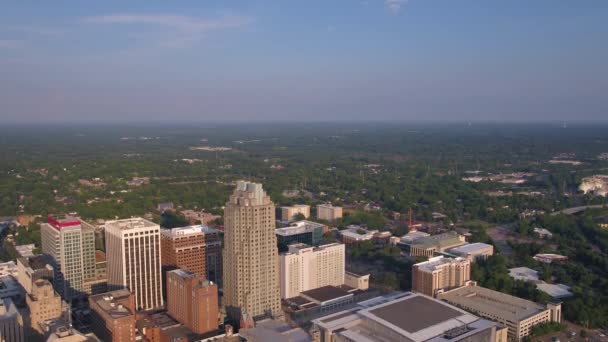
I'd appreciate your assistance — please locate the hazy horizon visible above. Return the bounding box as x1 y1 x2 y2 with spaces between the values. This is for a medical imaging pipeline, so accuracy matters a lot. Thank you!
1 0 607 123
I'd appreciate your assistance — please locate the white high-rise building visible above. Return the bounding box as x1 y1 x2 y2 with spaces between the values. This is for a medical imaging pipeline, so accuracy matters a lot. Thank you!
105 218 163 311
223 181 281 321
280 243 345 299
41 216 96 301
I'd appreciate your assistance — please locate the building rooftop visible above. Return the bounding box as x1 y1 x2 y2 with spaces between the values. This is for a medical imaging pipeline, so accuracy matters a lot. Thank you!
105 217 158 231
410 231 465 250
240 318 311 342
14 244 36 257
283 242 343 256
414 256 469 273
301 285 352 303
448 243 492 255
281 204 310 209
275 220 324 237
439 285 547 322
161 224 218 238
508 267 540 283
536 283 573 299
0 261 17 277
400 231 431 244
313 293 495 342
317 203 341 209
340 227 377 240
0 297 19 317
89 289 134 319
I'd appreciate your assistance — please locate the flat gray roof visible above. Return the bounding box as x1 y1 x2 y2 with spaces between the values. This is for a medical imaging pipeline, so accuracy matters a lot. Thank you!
369 295 462 333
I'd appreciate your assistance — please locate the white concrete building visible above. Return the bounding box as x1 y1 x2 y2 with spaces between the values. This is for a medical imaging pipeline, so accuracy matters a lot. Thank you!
279 243 345 299
105 218 163 311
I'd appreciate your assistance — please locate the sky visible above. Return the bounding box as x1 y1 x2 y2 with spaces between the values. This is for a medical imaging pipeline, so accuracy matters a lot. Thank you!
0 0 607 123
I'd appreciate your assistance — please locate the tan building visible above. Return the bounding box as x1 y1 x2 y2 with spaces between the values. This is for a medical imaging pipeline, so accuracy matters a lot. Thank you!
344 271 370 290
105 218 163 311
448 243 494 262
27 279 63 336
161 225 222 284
166 269 219 335
41 216 97 301
412 256 471 297
279 243 345 299
223 181 281 321
280 205 311 222
0 298 25 342
89 289 136 342
316 204 342 221
16 255 54 295
438 283 562 341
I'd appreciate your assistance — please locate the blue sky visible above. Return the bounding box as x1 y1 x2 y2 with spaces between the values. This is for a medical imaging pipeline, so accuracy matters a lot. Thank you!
1 0 607 123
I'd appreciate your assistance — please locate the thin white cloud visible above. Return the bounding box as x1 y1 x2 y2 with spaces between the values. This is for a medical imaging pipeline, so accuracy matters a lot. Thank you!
385 0 408 14
7 26 66 37
83 13 253 48
84 14 252 32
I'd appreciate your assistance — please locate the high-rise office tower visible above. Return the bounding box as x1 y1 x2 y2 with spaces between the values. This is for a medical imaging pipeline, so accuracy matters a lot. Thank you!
105 218 163 311
166 269 219 335
161 225 222 284
0 298 25 342
41 215 97 301
223 181 281 321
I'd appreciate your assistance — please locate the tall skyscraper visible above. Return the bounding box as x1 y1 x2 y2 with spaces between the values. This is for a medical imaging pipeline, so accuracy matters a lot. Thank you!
223 181 281 321
0 298 25 342
166 269 219 335
160 225 222 284
279 243 345 299
105 218 163 311
41 215 96 301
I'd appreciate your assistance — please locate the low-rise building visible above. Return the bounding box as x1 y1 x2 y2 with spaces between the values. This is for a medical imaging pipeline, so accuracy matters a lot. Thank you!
14 244 36 258
312 292 507 342
0 261 18 278
412 256 471 297
406 232 467 257
533 227 553 239
89 289 136 342
438 283 561 341
508 267 540 283
180 210 221 225
339 226 377 244
280 205 311 222
536 284 573 299
533 254 568 264
448 243 494 262
316 204 343 221
0 275 24 303
399 230 430 245
275 221 325 252
344 272 369 291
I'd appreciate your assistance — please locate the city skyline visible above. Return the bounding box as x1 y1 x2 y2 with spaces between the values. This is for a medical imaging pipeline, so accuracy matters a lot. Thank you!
1 0 607 123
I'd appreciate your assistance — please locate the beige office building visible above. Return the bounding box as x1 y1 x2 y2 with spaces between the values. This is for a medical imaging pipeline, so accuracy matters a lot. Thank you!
105 218 163 311
0 298 25 342
41 216 97 301
439 283 562 340
27 279 63 336
279 243 345 299
280 205 311 222
412 256 471 297
223 181 281 321
316 204 342 221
